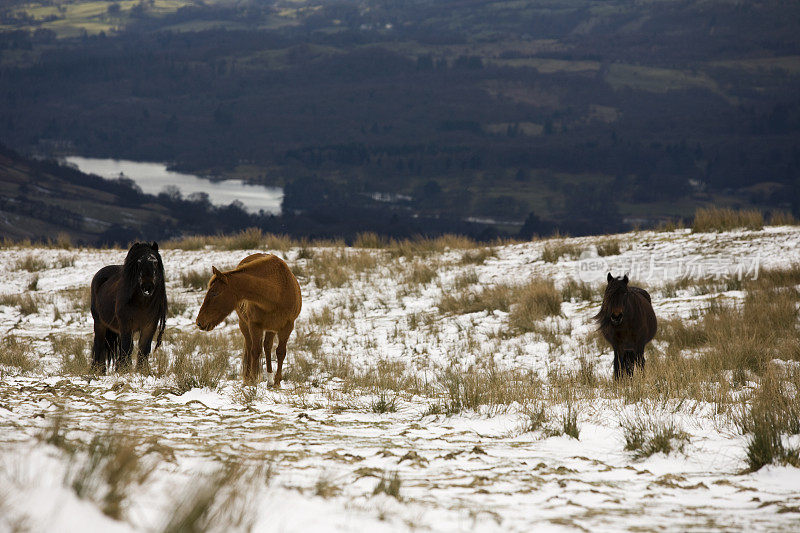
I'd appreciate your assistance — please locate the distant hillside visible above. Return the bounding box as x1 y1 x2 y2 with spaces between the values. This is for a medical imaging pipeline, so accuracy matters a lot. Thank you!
0 144 497 244
0 143 178 244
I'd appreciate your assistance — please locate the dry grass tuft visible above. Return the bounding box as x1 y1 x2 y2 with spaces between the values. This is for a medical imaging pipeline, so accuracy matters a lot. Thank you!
737 369 800 471
769 210 798 226
405 261 438 286
560 279 596 302
67 430 157 520
164 228 302 251
52 334 92 375
372 472 402 499
352 232 390 248
692 207 764 233
438 283 515 315
0 335 39 372
13 254 48 272
541 241 583 263
162 463 273 533
508 280 562 332
306 249 378 288
166 331 236 392
0 293 40 315
180 269 209 290
595 238 621 256
437 365 543 414
621 416 689 459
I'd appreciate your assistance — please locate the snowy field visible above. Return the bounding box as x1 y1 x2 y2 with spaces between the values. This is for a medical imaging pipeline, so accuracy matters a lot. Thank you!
1 228 800 532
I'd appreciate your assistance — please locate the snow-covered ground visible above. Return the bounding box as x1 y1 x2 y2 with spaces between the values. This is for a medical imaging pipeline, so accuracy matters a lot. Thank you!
1 228 799 532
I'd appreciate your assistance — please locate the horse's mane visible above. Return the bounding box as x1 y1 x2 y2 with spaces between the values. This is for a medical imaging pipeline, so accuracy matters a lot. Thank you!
121 242 167 350
593 281 652 327
593 282 622 326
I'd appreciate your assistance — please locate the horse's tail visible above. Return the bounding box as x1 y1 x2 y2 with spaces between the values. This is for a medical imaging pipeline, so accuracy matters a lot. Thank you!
153 287 168 352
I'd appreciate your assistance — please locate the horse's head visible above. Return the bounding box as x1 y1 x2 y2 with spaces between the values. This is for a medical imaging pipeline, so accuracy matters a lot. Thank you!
604 272 629 326
196 266 237 331
125 241 164 299
137 243 162 297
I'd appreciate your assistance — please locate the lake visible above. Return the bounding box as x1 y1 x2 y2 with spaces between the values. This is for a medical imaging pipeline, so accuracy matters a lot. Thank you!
65 157 283 215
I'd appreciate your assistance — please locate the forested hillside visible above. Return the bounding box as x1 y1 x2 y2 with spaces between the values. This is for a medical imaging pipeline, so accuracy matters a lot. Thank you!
1 0 799 235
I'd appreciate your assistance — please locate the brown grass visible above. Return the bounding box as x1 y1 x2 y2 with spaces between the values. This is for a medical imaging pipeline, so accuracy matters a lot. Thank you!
164 228 306 251
692 207 764 233
508 280 562 332
306 250 378 288
180 269 209 290
52 334 91 375
541 241 583 263
0 335 39 372
13 254 48 272
595 238 621 257
0 293 40 315
769 210 798 226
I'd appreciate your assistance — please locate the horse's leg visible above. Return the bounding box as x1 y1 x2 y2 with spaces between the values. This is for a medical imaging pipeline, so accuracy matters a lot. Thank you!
118 329 134 371
264 331 275 375
238 319 254 382
612 346 622 381
136 324 157 371
249 327 265 385
91 322 107 373
273 321 294 388
623 350 636 377
635 342 646 373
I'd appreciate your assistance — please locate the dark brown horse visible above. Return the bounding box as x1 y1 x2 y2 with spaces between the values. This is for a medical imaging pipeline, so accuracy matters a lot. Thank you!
91 242 167 372
594 273 657 380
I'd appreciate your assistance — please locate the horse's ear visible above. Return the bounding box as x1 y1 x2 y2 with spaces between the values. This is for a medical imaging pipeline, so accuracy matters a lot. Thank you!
622 274 629 284
607 272 614 283
212 266 221 277
151 241 158 251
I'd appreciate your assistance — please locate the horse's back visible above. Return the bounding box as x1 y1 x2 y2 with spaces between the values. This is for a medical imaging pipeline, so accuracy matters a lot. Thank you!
237 253 302 319
630 286 657 341
91 265 122 313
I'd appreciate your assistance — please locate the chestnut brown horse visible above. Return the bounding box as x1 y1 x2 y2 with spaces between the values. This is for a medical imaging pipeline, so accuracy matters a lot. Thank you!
196 253 302 386
91 241 167 372
594 273 657 380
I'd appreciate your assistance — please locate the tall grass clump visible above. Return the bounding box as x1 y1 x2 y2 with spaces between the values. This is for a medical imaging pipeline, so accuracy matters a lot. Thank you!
0 293 39 315
595 238 621 256
737 370 800 471
560 279 595 302
437 283 515 315
352 232 390 248
692 207 764 233
508 279 562 332
52 334 91 374
541 241 583 263
181 269 209 290
67 431 157 520
307 249 377 288
161 463 272 533
769 210 797 226
14 254 48 272
0 335 39 372
437 366 542 414
167 331 236 392
700 288 799 373
621 416 689 459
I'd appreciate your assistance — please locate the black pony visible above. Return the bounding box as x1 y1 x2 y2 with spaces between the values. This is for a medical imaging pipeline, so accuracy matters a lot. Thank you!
594 273 657 380
90 241 167 372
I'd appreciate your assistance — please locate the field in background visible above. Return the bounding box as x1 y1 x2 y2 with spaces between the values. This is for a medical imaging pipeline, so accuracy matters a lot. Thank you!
1 226 800 530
